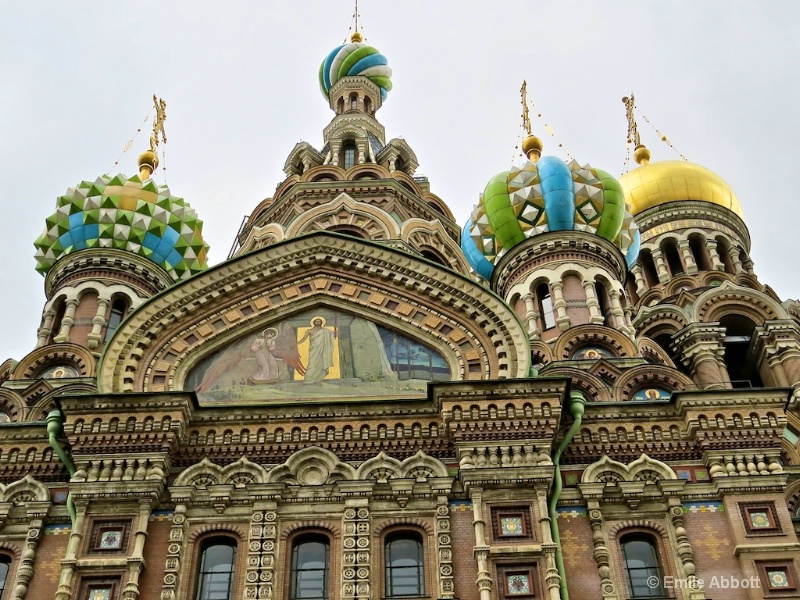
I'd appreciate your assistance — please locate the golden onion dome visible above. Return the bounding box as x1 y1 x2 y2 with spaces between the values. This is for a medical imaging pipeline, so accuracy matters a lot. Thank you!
619 159 743 219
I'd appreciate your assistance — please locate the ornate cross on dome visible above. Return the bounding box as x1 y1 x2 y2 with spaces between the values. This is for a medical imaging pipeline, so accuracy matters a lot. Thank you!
150 95 167 154
622 93 640 147
521 80 531 136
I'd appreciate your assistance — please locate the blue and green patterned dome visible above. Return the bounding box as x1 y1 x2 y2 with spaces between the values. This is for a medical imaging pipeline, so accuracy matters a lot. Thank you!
462 157 641 280
319 40 392 101
33 173 209 281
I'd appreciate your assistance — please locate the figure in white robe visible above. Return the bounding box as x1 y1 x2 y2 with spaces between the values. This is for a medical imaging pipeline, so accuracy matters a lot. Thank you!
250 328 281 383
298 318 336 383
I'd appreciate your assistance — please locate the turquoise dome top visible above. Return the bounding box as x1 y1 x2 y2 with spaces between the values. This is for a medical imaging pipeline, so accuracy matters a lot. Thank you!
462 157 641 280
319 41 392 102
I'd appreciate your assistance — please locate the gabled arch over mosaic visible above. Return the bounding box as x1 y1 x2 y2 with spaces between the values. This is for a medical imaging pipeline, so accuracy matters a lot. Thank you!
98 233 529 395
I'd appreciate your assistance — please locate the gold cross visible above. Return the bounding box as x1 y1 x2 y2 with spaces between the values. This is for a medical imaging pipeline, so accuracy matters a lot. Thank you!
150 95 167 154
521 80 531 135
622 93 639 146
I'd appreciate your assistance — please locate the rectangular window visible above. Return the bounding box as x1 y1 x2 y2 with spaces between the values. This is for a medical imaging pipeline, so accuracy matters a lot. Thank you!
757 561 798 592
491 506 533 540
89 520 131 554
79 578 120 600
740 503 782 534
498 565 538 598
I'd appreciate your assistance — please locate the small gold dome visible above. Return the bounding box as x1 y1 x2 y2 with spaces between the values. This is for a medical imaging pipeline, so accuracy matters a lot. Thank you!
138 149 159 170
521 134 543 161
350 31 363 43
633 144 651 165
619 160 743 219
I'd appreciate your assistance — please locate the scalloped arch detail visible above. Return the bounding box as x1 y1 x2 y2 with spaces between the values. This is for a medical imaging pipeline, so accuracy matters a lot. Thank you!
552 324 637 360
14 343 96 380
694 281 786 323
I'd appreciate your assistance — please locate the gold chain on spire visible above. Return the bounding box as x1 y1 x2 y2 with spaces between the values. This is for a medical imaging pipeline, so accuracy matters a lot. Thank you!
345 0 366 43
635 105 687 161
517 85 572 164
621 93 687 172
110 110 152 173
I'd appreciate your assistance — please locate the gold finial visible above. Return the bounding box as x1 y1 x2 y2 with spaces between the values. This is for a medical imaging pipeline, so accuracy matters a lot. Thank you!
520 80 543 162
138 95 167 180
623 93 649 165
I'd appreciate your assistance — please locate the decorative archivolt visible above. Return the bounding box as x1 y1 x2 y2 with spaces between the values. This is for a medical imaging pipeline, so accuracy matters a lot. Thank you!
693 280 786 323
13 342 96 380
400 219 470 273
538 365 611 402
581 454 678 485
552 324 638 360
635 336 676 368
98 233 529 392
633 304 691 338
173 448 449 491
356 450 449 483
0 475 50 505
174 456 269 489
0 389 24 421
285 193 400 240
237 222 286 255
614 365 694 401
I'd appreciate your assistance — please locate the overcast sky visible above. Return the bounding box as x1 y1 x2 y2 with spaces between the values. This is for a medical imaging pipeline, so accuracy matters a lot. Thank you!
1 1 799 362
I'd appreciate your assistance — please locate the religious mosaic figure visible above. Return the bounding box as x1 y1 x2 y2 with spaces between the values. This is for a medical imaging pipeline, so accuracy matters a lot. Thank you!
298 317 336 383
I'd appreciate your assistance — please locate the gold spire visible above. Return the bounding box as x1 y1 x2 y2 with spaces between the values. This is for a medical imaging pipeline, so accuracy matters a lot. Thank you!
520 80 542 162
622 93 650 165
138 95 167 180
350 0 363 42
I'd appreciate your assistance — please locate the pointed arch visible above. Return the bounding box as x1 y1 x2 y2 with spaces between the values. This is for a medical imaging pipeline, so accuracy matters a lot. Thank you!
285 193 400 240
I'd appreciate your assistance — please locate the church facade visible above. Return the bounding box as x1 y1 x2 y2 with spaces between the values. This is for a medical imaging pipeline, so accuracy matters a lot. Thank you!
1 29 799 600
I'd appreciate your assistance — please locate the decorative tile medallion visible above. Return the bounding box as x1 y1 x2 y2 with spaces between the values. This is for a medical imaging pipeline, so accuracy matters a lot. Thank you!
507 573 531 595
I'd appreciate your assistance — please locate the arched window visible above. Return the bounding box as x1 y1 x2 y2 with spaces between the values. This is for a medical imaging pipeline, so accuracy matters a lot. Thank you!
720 314 763 387
49 299 67 343
536 283 556 330
343 141 357 170
195 538 236 600
364 96 372 115
385 532 425 597
621 534 665 598
688 234 711 271
661 239 684 276
336 97 344 114
290 534 330 600
104 297 128 343
595 280 611 325
350 93 358 110
639 250 659 287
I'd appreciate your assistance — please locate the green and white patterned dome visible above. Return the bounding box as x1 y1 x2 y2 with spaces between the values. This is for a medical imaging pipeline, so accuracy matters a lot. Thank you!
34 173 209 281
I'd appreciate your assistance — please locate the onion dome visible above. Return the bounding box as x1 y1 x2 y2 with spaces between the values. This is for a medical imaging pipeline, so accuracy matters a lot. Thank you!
319 39 392 101
33 172 209 281
619 158 743 218
462 157 641 280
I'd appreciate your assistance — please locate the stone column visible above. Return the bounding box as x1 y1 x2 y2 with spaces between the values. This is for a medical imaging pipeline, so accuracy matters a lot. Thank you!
36 310 56 348
342 501 371 600
245 502 278 600
704 239 725 271
535 487 561 600
577 483 619 600
630 264 647 296
330 142 341 166
582 282 604 325
727 247 745 274
159 504 186 600
10 501 50 600
53 298 79 343
753 321 800 389
550 282 570 331
435 495 455 599
523 293 541 340
662 487 704 600
55 500 88 600
469 488 492 600
650 249 670 283
607 290 626 330
672 324 730 389
678 240 698 274
87 296 111 350
121 500 153 600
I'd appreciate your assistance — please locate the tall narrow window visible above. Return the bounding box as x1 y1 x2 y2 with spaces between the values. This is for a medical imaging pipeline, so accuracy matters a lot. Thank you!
364 96 372 114
290 535 330 600
621 534 664 598
595 280 611 326
536 283 556 330
104 298 128 343
385 533 425 597
662 239 684 276
350 93 358 110
0 555 9 598
49 300 66 343
195 539 236 600
343 142 356 169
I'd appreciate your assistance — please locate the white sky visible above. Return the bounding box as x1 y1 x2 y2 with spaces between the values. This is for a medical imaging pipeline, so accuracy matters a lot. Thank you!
1 1 799 362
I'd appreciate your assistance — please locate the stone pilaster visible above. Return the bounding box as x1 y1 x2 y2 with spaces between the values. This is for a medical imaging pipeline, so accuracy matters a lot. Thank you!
435 497 455 599
159 504 186 600
341 502 371 600
672 323 730 389
10 501 50 600
245 503 278 600
53 298 79 343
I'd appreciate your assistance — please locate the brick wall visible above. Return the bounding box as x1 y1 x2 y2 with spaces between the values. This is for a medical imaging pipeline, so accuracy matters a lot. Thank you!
450 503 479 600
28 527 70 598
559 513 602 599
139 517 172 598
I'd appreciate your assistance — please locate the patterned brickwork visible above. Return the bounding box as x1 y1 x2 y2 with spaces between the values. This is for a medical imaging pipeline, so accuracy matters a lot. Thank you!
450 502 479 600
559 513 602 599
139 518 171 600
684 510 747 600
27 528 69 600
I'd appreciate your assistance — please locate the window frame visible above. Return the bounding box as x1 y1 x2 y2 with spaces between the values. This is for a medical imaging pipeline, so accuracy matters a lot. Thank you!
496 563 539 599
384 531 426 598
0 554 11 600
491 506 534 541
193 536 237 600
756 561 799 593
289 533 331 600
740 502 782 535
78 577 121 600
619 532 667 599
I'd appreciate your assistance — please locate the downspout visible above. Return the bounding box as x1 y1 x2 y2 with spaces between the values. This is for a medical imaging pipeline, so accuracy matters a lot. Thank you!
548 391 586 600
46 409 76 525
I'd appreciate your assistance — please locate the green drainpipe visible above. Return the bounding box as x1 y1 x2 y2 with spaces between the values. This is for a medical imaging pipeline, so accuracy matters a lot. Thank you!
46 409 77 525
548 391 586 600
